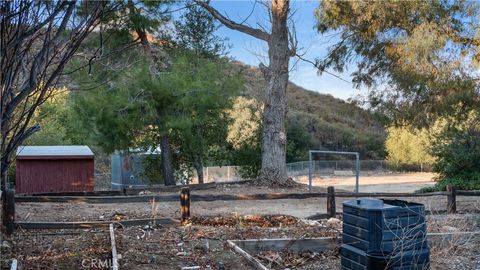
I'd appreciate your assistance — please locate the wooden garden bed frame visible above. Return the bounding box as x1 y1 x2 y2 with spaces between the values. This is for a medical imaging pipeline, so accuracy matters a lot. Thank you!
227 231 480 270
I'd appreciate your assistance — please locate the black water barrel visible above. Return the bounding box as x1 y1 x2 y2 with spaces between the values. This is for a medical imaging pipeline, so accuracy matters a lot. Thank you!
341 198 430 270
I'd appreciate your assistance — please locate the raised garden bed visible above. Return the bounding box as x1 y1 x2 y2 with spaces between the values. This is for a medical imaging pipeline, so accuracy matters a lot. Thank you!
228 237 340 270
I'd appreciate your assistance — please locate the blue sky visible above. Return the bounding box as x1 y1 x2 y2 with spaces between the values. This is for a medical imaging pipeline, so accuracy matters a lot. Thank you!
206 0 360 100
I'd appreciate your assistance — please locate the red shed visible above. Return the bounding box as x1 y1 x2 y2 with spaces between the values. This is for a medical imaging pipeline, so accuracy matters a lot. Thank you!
16 146 94 194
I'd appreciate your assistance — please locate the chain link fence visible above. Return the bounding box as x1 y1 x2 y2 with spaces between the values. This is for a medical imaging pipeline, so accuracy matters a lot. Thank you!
192 166 242 183
100 157 433 189
287 160 432 178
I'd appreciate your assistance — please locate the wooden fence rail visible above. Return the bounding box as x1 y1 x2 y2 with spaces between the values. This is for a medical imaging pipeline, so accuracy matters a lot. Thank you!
6 185 480 234
15 218 178 230
14 180 251 197
14 190 463 204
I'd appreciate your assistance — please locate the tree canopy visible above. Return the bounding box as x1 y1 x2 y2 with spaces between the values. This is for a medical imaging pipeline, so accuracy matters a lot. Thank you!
316 0 480 190
315 0 480 126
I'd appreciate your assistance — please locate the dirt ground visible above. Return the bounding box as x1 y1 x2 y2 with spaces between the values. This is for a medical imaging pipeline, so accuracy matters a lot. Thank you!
1 228 112 269
15 179 479 223
14 194 480 223
295 172 436 192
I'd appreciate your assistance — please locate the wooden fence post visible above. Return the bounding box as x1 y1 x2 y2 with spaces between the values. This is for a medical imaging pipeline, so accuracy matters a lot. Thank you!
327 186 336 218
447 186 456 214
180 187 190 224
1 189 15 235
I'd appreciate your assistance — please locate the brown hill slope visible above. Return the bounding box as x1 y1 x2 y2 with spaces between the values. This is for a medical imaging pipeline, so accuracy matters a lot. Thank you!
234 62 386 160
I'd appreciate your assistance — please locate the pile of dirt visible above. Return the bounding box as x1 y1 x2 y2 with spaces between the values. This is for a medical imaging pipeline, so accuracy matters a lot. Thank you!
254 176 301 188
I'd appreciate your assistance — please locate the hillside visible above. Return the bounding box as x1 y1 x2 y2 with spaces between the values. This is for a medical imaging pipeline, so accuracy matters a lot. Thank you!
233 62 386 160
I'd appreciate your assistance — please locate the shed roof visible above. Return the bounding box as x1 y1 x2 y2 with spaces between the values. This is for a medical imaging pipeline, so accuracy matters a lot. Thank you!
16 146 94 160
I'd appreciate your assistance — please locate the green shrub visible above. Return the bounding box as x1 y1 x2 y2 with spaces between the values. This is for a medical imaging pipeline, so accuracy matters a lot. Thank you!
415 113 480 193
417 174 480 193
425 115 480 191
431 125 480 179
233 142 261 179
385 125 434 167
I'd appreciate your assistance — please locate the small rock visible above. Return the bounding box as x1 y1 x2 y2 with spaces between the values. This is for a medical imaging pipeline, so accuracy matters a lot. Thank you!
194 240 209 252
176 251 187 256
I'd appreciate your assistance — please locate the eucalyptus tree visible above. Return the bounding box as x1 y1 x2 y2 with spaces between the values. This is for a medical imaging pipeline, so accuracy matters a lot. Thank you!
316 0 480 187
196 0 295 186
315 0 480 126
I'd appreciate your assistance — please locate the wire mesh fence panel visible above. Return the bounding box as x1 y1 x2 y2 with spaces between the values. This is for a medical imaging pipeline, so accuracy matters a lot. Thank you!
102 156 433 189
190 166 243 184
287 160 432 178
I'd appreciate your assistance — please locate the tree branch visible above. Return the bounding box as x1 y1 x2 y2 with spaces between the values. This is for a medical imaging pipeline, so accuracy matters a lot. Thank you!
293 52 351 83
194 0 271 42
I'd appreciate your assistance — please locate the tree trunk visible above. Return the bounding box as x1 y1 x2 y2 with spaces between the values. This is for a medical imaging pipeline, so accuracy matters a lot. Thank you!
160 135 176 186
128 2 176 186
0 158 9 191
0 163 7 233
259 0 290 184
193 154 204 184
195 0 291 185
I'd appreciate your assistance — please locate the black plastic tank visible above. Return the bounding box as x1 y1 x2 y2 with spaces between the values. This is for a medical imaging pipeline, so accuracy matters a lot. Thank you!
341 198 430 270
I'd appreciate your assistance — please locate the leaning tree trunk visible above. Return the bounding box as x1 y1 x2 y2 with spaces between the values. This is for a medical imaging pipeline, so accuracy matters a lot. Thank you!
160 135 176 186
259 0 290 184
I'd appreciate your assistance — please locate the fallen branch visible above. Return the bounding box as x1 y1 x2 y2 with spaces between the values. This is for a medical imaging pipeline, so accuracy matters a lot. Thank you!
227 240 269 270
